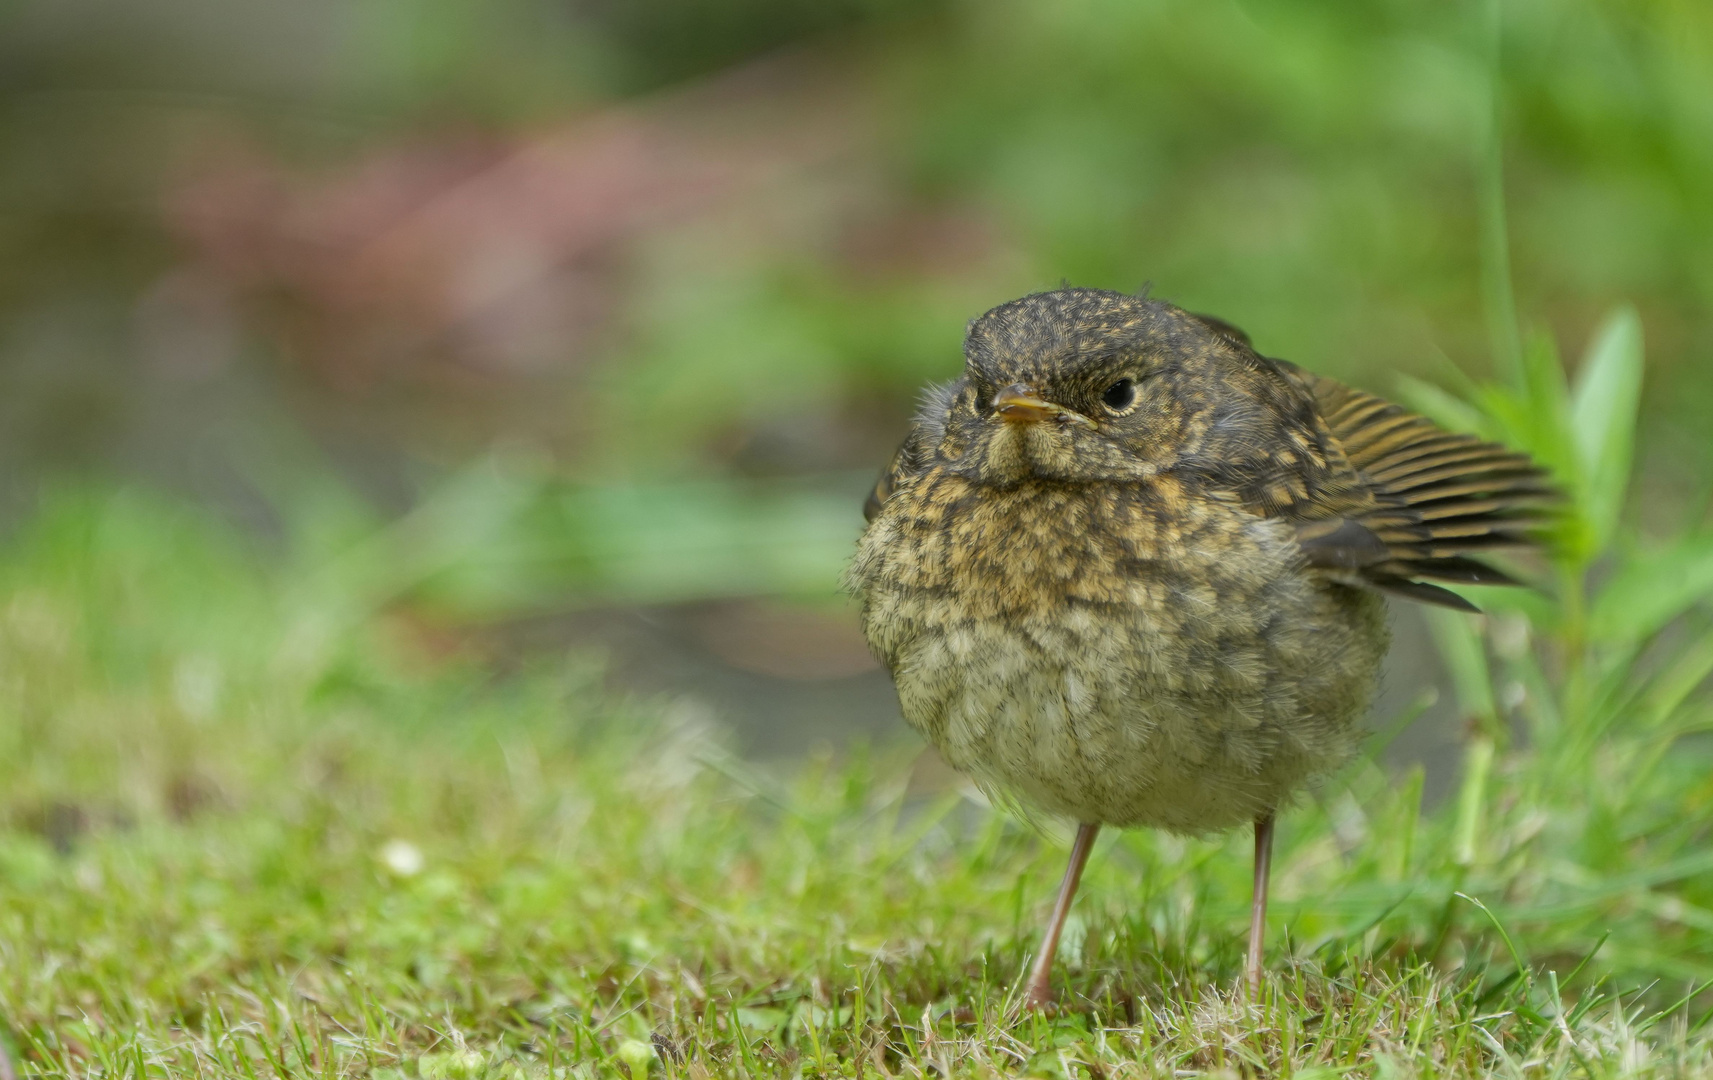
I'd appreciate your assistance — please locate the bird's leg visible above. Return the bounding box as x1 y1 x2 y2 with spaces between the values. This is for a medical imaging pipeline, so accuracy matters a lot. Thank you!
1023 821 1100 1010
1246 811 1276 999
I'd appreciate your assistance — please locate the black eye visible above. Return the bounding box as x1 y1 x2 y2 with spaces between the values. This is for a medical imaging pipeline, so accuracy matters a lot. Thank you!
1101 378 1136 413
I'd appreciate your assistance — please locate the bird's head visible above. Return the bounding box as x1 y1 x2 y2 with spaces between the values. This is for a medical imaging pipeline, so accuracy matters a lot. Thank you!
924 287 1291 486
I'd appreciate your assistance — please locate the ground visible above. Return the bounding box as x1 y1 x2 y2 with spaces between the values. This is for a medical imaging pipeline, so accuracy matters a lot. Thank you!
3 488 1713 1079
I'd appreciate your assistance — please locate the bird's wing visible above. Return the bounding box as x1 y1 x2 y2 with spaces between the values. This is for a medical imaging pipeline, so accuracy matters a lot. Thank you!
1272 362 1555 612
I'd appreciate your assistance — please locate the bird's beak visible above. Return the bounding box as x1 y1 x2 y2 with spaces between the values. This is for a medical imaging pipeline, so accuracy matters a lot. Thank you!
991 383 1094 427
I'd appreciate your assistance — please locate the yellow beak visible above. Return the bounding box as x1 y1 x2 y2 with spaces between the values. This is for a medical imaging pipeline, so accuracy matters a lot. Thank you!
991 383 1058 422
991 383 1094 427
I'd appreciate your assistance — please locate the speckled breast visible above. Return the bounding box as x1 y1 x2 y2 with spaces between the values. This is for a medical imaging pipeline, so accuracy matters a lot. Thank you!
848 470 1389 834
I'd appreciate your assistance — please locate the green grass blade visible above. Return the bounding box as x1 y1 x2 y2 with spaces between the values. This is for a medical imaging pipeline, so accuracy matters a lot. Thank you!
1570 305 1645 553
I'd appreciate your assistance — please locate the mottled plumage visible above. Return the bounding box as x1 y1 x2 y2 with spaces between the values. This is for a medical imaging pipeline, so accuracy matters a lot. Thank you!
846 287 1549 1004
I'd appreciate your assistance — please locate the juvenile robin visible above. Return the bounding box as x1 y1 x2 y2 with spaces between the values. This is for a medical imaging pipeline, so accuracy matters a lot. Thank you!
846 287 1548 1005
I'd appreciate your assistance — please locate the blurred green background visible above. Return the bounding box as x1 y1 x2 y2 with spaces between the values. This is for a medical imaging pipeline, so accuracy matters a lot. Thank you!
2 0 1710 763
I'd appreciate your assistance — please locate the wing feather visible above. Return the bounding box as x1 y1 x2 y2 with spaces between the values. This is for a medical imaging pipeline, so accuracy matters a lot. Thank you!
1275 366 1555 611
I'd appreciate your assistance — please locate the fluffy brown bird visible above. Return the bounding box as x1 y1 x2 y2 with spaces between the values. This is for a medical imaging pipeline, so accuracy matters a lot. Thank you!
846 287 1549 1005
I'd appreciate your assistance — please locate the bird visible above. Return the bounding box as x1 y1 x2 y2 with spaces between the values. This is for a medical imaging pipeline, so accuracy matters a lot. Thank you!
845 287 1551 1006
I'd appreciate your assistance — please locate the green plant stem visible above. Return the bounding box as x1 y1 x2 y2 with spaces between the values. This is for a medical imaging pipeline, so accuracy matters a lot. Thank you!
1554 557 1590 713
1453 734 1496 869
1478 0 1522 384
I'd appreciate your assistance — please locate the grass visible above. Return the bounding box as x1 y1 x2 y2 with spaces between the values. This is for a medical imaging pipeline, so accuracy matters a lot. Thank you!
0 530 1705 1080
4 0 1713 1072
5 317 1713 1077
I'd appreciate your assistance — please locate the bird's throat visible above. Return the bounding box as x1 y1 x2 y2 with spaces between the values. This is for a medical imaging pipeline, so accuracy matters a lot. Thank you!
981 421 1078 482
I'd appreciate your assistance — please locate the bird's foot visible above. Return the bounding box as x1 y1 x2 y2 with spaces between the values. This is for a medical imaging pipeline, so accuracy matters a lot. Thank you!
1020 978 1058 1013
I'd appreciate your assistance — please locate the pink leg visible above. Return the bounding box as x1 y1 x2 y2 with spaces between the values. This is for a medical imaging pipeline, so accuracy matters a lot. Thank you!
1023 822 1100 1010
1246 811 1275 998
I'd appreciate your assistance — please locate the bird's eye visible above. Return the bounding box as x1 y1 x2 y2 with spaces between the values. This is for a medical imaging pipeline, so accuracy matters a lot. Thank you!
1101 378 1136 414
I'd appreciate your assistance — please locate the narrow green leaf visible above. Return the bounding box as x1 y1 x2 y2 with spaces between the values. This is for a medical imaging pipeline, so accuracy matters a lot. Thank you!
1522 329 1575 449
1456 891 1530 987
1473 379 1575 484
1394 374 1491 438
1590 533 1713 644
1424 606 1496 726
1570 305 1644 552
1453 739 1495 867
1636 630 1713 732
1513 334 1583 514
